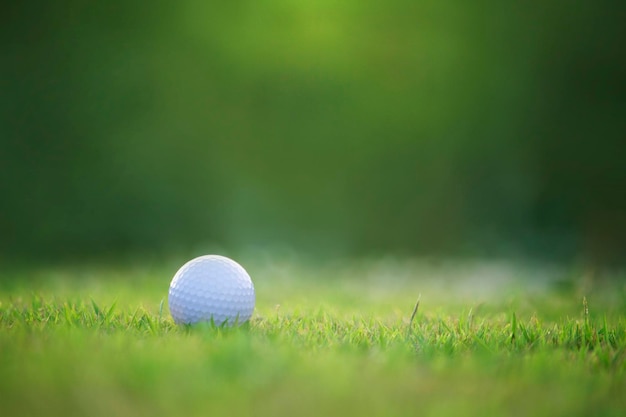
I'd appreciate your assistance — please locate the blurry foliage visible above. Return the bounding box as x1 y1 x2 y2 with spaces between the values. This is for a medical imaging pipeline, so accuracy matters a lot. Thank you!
1 1 625 262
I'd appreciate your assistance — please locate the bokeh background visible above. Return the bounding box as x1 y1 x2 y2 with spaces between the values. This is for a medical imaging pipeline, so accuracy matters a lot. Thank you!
2 1 625 264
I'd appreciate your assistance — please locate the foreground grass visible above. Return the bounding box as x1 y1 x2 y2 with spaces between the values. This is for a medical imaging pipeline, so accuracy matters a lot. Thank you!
1 258 625 417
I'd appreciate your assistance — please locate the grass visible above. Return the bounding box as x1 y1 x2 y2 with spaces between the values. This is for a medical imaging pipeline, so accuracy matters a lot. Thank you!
1 257 625 417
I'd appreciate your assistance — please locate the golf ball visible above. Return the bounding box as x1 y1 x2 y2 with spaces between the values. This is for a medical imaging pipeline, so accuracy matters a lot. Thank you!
168 255 255 326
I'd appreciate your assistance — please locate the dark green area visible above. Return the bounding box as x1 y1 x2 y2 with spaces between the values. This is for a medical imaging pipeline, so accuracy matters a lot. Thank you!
2 2 625 262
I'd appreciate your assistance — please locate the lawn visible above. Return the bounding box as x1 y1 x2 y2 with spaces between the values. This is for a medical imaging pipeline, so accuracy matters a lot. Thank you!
1 256 625 417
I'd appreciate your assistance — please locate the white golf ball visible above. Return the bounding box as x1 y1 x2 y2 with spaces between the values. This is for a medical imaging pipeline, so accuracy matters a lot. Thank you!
168 255 255 326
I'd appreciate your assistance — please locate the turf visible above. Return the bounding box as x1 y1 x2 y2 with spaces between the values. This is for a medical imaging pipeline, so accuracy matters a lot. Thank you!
1 258 625 417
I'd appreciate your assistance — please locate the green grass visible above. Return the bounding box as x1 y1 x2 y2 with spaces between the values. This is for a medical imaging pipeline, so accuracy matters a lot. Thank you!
1 258 625 417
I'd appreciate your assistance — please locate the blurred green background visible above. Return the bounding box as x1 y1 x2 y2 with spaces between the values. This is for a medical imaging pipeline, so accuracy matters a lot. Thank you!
2 1 625 263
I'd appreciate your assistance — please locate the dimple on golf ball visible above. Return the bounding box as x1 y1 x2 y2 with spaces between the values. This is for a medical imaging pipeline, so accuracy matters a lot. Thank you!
168 255 255 326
